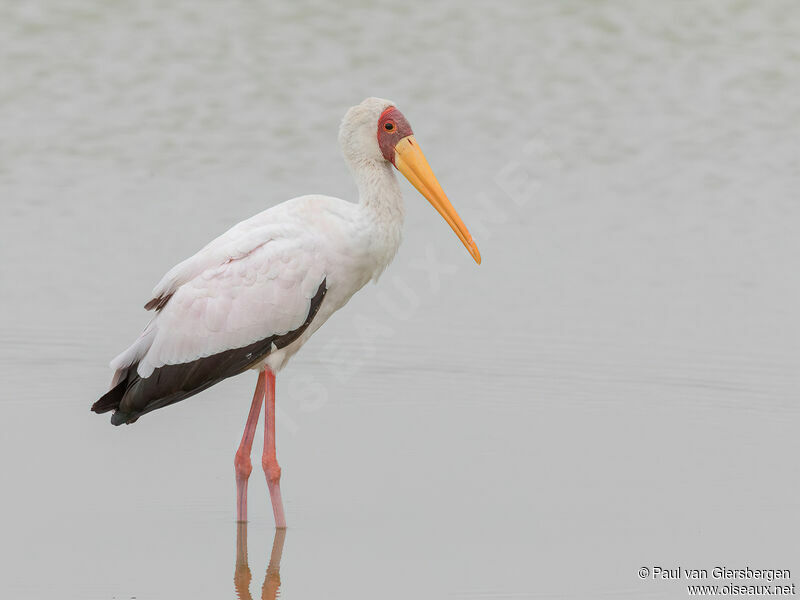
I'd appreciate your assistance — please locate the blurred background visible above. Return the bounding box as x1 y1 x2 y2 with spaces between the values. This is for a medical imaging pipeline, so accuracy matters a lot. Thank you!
1 1 798 598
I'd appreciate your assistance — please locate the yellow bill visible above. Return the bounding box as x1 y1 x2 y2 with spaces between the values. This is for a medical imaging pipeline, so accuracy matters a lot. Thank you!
393 136 481 265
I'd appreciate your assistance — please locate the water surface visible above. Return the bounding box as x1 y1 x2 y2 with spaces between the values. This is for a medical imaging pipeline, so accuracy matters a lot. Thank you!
1 1 799 598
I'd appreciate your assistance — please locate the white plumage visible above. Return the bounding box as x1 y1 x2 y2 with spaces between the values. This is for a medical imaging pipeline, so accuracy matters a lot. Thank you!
113 192 395 373
93 96 480 528
110 97 407 382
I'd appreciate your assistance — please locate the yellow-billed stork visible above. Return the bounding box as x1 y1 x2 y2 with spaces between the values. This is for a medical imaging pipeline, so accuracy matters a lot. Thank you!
91 97 481 528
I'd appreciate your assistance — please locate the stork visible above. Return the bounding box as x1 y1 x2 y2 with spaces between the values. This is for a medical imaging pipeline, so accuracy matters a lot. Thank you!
92 97 481 528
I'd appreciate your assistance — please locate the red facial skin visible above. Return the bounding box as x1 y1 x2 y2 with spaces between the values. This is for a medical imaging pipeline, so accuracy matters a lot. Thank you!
377 107 414 165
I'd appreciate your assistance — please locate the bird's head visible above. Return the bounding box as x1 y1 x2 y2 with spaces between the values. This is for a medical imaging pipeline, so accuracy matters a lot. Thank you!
339 97 481 265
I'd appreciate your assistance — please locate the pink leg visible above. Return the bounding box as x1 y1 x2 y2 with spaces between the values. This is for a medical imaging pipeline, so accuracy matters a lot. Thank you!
262 368 286 528
234 371 266 523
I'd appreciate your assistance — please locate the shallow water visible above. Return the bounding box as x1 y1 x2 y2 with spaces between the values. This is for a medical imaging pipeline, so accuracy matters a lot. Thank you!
2 1 799 598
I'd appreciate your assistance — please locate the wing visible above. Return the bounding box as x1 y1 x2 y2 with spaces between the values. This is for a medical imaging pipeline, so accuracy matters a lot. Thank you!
144 205 301 312
97 227 328 424
138 235 326 377
94 276 327 425
110 197 335 374
93 194 364 424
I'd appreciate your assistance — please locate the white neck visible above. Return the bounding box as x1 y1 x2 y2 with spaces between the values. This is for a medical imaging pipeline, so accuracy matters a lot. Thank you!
351 158 403 217
347 157 405 276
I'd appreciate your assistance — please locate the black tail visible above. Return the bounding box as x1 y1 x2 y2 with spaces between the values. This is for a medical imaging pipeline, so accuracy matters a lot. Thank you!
91 378 126 414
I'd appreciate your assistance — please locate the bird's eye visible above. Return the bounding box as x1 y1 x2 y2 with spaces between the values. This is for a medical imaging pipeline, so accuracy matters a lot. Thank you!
384 122 395 132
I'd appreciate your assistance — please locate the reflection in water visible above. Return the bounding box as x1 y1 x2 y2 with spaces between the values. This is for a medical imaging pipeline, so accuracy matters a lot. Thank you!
234 523 286 600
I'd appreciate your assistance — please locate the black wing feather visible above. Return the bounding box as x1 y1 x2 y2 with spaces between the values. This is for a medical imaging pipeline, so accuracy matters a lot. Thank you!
92 278 327 425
